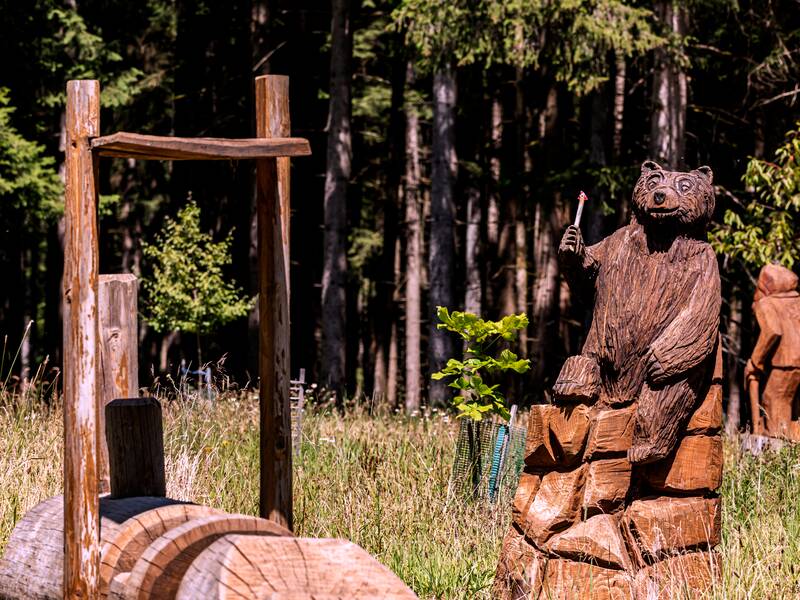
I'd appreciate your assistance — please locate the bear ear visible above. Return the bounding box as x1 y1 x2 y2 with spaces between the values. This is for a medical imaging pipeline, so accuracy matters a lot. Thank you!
641 160 663 174
695 165 713 183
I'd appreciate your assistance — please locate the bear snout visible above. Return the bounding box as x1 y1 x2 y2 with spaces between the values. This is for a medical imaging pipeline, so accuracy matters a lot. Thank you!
647 188 680 216
654 190 666 205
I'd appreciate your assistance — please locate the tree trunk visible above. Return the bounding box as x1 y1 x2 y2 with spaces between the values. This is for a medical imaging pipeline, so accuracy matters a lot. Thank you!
321 0 353 403
428 66 457 407
404 62 422 414
725 292 742 434
612 51 629 227
464 185 482 315
650 0 687 168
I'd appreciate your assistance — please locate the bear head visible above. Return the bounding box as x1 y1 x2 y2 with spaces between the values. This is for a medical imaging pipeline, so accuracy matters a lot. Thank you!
632 160 715 230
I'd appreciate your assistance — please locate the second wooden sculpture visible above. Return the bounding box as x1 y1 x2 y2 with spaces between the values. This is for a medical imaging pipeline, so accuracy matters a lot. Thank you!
495 161 723 599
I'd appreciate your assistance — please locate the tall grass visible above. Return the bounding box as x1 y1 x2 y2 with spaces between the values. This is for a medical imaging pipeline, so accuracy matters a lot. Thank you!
0 393 798 599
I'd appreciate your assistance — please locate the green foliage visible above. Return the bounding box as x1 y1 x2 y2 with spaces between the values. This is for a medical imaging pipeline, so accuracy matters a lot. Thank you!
710 123 800 268
0 88 62 221
141 201 253 340
432 307 530 421
393 0 664 93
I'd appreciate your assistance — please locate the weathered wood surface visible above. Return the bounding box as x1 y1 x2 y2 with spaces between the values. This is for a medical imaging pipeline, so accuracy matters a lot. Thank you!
585 406 635 459
175 535 418 600
624 496 720 561
106 398 166 498
63 78 102 600
552 355 600 403
91 132 310 161
255 75 293 530
643 434 723 493
0 495 181 600
582 458 631 514
634 551 719 598
98 274 139 493
745 263 800 441
492 525 544 600
111 514 290 600
99 504 222 597
546 514 633 570
517 466 586 546
541 559 633 600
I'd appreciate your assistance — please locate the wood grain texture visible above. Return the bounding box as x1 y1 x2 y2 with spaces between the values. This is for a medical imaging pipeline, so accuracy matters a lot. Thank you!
517 466 586 546
546 514 633 570
113 513 290 600
106 398 166 498
585 406 636 459
624 496 720 561
492 525 544 600
99 504 222 598
548 404 591 465
0 495 181 600
175 535 418 599
634 551 719 598
91 132 310 160
552 355 600 403
511 470 541 529
541 559 633 600
686 383 723 434
643 434 723 493
255 76 293 531
582 458 631 515
63 78 102 600
524 405 558 467
98 274 139 493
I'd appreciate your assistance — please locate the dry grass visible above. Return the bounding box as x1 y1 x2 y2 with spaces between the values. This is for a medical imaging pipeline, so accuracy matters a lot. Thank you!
1 392 799 599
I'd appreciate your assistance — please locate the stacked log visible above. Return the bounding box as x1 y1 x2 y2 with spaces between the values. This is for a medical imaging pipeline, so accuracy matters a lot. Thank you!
0 495 417 600
494 364 723 599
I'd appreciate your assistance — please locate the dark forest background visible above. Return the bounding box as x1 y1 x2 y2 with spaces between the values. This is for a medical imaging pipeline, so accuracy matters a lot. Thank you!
1 0 799 428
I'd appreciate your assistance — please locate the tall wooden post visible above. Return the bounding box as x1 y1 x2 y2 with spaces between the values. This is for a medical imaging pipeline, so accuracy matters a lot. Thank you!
98 274 139 492
63 79 101 600
255 75 292 529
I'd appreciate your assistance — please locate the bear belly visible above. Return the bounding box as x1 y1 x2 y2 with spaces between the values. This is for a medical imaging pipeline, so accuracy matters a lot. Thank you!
587 243 701 402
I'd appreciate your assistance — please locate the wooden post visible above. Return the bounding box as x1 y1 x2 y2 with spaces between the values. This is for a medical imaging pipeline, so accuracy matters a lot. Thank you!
106 398 166 498
98 274 139 493
255 75 292 530
63 79 101 600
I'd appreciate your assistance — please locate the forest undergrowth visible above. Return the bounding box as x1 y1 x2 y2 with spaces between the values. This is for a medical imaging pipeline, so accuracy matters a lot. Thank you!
0 389 798 599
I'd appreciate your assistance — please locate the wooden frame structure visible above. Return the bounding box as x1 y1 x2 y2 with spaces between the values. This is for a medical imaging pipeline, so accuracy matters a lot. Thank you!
62 77 309 599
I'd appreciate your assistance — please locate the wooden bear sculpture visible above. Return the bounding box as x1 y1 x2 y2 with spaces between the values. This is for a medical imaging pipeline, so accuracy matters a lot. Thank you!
494 161 723 600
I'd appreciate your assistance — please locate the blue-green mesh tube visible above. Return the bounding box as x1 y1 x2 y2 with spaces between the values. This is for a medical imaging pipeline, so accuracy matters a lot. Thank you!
488 425 507 501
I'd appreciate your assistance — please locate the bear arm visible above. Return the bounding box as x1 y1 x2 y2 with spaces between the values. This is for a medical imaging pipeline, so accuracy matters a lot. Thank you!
562 239 604 297
648 252 721 381
749 301 781 373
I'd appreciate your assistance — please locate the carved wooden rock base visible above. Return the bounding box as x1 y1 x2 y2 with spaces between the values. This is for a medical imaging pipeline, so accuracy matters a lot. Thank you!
494 380 723 600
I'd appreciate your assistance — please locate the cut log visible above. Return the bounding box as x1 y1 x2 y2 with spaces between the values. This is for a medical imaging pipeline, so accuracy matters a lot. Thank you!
492 525 544 600
686 383 722 434
582 458 631 515
643 434 723 493
112 513 290 600
175 535 418 600
541 559 633 600
546 514 633 570
0 495 182 600
511 470 541 529
106 398 166 498
585 406 636 459
91 132 311 160
99 504 223 597
549 404 591 465
552 355 600 404
517 465 586 546
525 405 558 467
634 551 719 598
624 496 720 561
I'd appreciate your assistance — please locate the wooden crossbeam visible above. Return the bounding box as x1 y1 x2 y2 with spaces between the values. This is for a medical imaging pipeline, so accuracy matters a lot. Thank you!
91 131 311 160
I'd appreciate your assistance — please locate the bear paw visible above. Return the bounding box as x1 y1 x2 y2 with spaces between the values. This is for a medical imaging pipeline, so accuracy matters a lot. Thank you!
627 442 670 465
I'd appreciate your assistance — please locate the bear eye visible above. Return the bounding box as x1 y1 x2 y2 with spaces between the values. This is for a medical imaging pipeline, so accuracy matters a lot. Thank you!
646 174 662 190
676 178 693 193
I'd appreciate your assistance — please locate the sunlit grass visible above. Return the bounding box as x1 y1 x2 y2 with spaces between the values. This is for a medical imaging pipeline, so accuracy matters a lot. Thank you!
1 392 798 599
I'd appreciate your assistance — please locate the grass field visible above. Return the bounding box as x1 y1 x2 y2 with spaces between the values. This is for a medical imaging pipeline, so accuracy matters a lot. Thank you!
1 392 799 599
